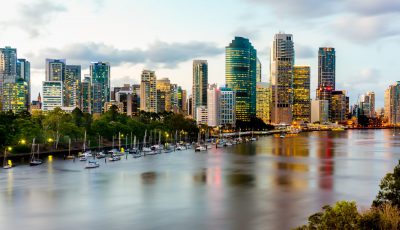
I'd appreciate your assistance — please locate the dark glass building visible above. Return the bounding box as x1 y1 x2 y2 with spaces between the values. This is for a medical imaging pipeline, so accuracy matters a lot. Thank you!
225 37 257 122
90 62 110 114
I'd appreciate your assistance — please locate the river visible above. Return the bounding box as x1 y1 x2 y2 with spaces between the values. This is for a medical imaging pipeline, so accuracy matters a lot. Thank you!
0 129 399 230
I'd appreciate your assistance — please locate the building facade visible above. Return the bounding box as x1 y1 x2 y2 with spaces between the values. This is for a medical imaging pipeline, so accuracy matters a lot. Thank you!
156 78 171 112
65 65 81 108
256 82 270 124
90 62 110 114
220 87 236 127
140 70 157 112
196 106 208 125
42 81 63 111
293 66 311 123
226 37 257 122
331 90 348 123
207 84 221 127
311 100 329 123
384 82 400 125
192 60 208 119
270 33 294 124
0 47 18 110
2 78 29 112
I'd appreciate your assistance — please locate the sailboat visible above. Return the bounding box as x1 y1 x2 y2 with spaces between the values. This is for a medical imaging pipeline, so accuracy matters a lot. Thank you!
66 138 75 160
195 132 207 152
142 130 152 154
96 135 106 159
30 139 43 166
3 148 12 169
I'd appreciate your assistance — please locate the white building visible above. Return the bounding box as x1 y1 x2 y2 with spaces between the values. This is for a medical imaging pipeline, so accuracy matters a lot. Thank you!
220 87 236 127
311 100 329 123
196 106 208 125
42 81 63 111
207 84 220 127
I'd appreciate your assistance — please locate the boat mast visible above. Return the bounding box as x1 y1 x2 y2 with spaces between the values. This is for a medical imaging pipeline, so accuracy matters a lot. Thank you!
83 130 86 152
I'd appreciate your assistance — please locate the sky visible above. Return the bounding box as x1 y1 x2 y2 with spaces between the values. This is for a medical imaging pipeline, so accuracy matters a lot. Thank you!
1 0 400 108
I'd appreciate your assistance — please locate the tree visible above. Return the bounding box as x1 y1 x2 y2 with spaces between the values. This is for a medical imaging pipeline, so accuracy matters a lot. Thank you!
358 115 369 127
373 160 400 208
296 201 360 230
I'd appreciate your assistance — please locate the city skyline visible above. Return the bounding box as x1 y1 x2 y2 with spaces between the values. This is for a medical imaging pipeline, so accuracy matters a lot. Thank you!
1 0 399 108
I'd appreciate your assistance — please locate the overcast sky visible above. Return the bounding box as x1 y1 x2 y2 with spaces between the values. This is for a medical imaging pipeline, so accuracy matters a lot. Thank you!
1 0 400 107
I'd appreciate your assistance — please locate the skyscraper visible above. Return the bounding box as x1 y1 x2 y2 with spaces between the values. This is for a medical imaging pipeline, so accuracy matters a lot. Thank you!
42 81 63 111
220 87 236 127
318 48 336 89
0 47 17 109
192 60 208 119
293 66 311 122
2 78 28 112
360 92 375 118
81 75 91 114
16 59 30 106
65 65 81 108
45 59 66 81
207 84 221 127
226 37 257 122
384 82 400 125
270 33 295 124
256 58 262 82
140 70 157 112
156 78 171 112
331 90 348 123
317 48 336 121
90 62 110 114
256 82 271 124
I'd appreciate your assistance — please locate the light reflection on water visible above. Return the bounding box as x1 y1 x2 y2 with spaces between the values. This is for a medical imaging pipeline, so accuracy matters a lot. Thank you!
0 129 399 230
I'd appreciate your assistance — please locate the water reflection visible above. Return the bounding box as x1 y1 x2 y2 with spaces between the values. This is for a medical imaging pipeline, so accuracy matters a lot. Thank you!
1 130 399 230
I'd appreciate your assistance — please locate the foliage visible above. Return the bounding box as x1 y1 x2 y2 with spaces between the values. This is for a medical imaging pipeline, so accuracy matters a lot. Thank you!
236 117 274 131
0 108 199 153
295 201 360 230
373 160 400 208
296 161 400 230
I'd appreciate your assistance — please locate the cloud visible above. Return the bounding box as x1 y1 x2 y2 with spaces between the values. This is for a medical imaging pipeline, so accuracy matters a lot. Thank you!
244 0 338 18
347 0 400 16
1 0 66 37
332 15 400 43
232 27 261 41
296 44 315 59
26 41 224 69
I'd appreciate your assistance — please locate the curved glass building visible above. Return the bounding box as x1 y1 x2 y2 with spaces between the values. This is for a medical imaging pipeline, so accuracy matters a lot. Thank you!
225 37 257 122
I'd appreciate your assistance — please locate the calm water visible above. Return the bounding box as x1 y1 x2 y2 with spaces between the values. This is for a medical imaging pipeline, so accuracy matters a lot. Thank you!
1 130 399 230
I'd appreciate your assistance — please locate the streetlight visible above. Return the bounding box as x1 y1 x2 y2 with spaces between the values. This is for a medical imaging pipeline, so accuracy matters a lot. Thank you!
7 146 12 151
20 139 26 145
48 138 54 143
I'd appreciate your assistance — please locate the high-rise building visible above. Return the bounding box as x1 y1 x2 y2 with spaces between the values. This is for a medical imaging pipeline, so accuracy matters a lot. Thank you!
140 70 157 112
384 82 400 125
42 81 63 111
0 47 18 109
65 65 81 108
226 37 257 122
293 66 311 123
196 106 208 125
171 84 180 113
220 87 236 127
360 92 375 118
311 100 329 123
317 47 336 121
256 58 262 82
256 82 270 124
45 59 66 81
207 84 221 127
331 90 348 123
270 33 294 124
16 59 30 102
318 48 336 89
2 78 29 112
90 62 110 114
192 60 208 119
188 95 193 117
181 89 187 115
81 75 91 114
156 78 171 112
